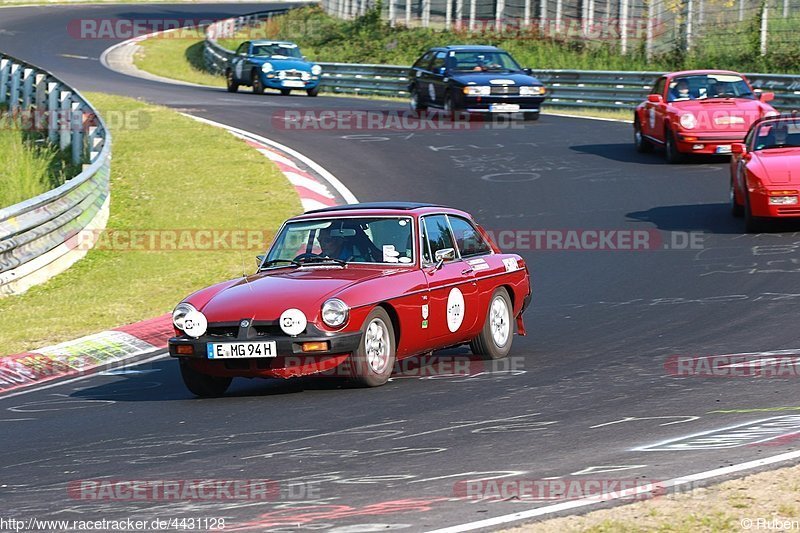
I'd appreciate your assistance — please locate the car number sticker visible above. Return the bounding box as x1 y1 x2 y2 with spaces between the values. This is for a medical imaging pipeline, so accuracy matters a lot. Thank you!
234 58 244 80
502 258 519 272
447 288 465 333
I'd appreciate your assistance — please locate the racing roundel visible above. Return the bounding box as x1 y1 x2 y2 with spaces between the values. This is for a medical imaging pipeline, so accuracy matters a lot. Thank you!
446 288 465 333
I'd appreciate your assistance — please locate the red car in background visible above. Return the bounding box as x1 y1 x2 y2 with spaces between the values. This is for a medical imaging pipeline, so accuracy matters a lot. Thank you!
730 117 800 232
168 203 532 397
634 70 777 163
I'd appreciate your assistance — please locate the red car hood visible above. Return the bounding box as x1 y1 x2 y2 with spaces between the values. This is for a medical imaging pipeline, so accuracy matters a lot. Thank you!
198 266 388 322
752 150 800 186
671 98 768 132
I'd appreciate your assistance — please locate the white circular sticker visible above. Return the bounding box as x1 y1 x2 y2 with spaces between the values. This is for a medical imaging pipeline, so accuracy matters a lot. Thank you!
183 310 208 338
280 308 307 336
446 288 465 333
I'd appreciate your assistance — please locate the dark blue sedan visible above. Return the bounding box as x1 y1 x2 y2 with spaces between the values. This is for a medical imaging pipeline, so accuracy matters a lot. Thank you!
408 45 546 120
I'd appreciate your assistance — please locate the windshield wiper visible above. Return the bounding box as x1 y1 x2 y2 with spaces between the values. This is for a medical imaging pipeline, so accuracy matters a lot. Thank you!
298 256 347 266
260 258 301 269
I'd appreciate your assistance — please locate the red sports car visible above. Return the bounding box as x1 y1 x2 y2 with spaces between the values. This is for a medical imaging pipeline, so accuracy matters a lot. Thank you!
634 70 777 163
730 117 800 232
169 203 532 397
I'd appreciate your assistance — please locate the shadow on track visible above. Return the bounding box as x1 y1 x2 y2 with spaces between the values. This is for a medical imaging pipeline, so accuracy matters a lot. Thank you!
627 203 800 234
571 143 731 166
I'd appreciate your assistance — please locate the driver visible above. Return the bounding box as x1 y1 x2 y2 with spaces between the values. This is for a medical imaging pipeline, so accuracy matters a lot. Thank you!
772 121 790 146
318 227 357 261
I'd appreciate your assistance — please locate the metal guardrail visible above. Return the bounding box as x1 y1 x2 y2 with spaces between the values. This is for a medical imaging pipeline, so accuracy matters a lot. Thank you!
203 13 800 112
0 52 111 297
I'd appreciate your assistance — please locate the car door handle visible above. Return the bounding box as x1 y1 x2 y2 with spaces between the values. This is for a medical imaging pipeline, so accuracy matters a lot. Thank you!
461 267 473 275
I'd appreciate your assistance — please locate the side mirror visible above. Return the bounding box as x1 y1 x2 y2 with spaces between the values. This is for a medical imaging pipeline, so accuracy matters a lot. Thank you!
731 143 746 154
523 67 533 75
432 248 456 271
256 254 265 270
760 91 775 102
437 67 447 76
647 94 663 103
302 56 308 61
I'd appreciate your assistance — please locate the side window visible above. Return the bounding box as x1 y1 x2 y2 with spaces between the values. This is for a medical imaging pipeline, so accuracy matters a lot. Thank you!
448 216 491 257
237 43 249 56
414 51 434 71
422 215 456 261
652 77 666 97
430 52 447 73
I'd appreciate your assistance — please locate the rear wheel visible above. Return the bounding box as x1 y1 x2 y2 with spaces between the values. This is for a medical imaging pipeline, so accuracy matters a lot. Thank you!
665 129 684 163
349 307 396 387
179 359 231 398
634 118 652 152
252 70 264 95
225 70 239 93
731 179 744 217
280 88 292 96
470 288 513 360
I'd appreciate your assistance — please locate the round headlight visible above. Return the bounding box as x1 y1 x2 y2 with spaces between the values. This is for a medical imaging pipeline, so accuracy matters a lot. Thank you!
321 298 349 328
311 64 322 76
679 113 697 129
261 62 273 73
172 303 196 330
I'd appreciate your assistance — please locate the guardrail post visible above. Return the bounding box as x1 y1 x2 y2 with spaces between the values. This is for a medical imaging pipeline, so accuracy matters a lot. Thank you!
71 102 84 165
0 58 9 105
34 73 47 131
9 63 21 113
47 82 59 143
59 90 72 151
21 68 34 111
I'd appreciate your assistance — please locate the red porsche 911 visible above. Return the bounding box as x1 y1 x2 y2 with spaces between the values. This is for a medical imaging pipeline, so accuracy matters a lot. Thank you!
168 203 532 397
730 117 800 232
634 70 777 163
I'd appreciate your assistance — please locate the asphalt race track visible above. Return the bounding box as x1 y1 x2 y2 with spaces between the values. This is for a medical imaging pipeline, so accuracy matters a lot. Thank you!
2 4 800 532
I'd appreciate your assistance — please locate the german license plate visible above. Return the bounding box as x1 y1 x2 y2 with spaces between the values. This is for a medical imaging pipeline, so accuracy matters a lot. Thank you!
282 80 306 88
490 103 520 112
716 145 732 154
207 341 277 359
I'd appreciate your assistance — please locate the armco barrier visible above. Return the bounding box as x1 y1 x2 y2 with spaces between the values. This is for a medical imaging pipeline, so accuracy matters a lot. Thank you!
0 52 111 297
202 10 800 112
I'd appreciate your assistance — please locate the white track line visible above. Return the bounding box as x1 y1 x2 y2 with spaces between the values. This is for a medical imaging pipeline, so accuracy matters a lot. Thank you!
183 114 359 204
427 449 800 533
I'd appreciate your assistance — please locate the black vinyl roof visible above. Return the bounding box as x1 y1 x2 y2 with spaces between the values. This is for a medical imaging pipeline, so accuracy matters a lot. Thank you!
305 202 445 214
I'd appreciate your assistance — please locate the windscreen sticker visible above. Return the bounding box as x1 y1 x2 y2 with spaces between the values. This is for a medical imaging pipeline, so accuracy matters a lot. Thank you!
383 245 400 263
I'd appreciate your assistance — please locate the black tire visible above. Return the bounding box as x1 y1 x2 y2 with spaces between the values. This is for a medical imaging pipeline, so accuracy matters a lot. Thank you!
523 112 540 121
348 307 396 387
744 190 767 233
731 179 744 217
179 359 232 398
225 70 239 93
410 86 427 112
665 129 684 163
252 70 264 95
470 288 513 360
280 88 292 96
634 118 652 153
443 92 456 121
306 86 319 97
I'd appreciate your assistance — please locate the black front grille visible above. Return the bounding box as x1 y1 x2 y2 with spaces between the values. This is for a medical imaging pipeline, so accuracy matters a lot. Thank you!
281 70 305 79
206 326 238 338
491 86 520 95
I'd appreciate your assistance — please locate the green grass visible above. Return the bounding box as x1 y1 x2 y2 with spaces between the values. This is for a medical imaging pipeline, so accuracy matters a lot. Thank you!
0 93 300 355
0 111 77 209
134 29 225 88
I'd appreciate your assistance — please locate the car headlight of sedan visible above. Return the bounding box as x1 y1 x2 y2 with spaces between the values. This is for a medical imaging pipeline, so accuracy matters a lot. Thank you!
172 303 208 338
463 86 491 96
679 113 697 129
311 64 322 76
321 298 349 328
261 62 274 73
520 86 546 96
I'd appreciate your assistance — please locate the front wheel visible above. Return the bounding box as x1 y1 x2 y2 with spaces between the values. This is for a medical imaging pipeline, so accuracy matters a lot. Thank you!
349 307 396 387
523 112 540 121
280 88 292 96
179 359 232 398
665 129 684 164
744 190 767 233
306 86 319 97
470 288 513 360
252 71 264 95
443 92 456 120
731 180 744 217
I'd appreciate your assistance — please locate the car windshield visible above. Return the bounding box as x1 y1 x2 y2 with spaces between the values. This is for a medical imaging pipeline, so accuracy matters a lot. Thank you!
251 43 302 59
450 51 522 72
667 74 754 102
265 217 414 266
752 120 800 150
